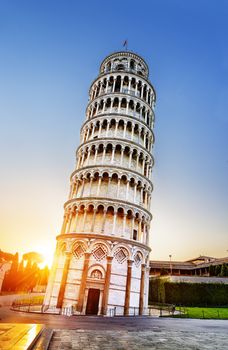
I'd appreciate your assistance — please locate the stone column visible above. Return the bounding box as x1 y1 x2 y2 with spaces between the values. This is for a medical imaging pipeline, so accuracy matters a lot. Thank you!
89 176 93 196
135 80 139 96
56 252 71 308
142 158 145 174
94 146 98 164
91 124 95 138
145 191 148 208
123 121 127 138
146 225 149 246
101 209 107 233
85 128 89 142
82 209 87 232
112 211 117 235
76 155 80 169
120 76 124 93
67 211 74 233
137 154 141 172
73 209 79 232
143 132 147 148
98 121 102 137
138 219 142 242
126 179 129 200
113 77 117 92
120 147 124 166
126 99 129 114
118 99 121 113
101 256 113 315
80 178 85 197
96 175 102 196
68 183 73 199
131 216 135 239
122 213 126 237
124 259 133 316
106 121 110 137
105 78 109 93
111 146 115 163
60 213 68 235
128 150 133 168
75 181 79 197
81 151 85 167
114 121 118 137
86 149 91 166
117 177 121 196
138 127 142 144
96 103 99 115
102 101 105 113
91 208 97 232
102 146 106 163
77 252 91 312
140 187 143 205
133 183 137 202
139 107 143 120
141 85 144 99
131 124 134 141
128 78 131 93
139 263 146 315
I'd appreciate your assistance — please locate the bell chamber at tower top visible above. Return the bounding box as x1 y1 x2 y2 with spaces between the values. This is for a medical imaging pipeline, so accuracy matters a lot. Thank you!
86 51 156 129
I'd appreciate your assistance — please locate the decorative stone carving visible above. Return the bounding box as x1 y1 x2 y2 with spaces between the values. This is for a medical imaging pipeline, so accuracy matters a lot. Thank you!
114 247 129 264
92 244 108 261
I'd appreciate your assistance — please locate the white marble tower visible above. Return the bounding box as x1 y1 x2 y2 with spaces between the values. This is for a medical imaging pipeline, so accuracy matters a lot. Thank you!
44 51 156 315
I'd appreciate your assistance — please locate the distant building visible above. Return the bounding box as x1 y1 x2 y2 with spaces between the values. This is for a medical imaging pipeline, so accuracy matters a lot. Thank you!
150 255 228 277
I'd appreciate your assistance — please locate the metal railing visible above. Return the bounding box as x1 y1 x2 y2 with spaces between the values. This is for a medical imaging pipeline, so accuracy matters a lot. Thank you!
11 296 44 313
103 68 147 78
11 298 176 317
97 87 141 99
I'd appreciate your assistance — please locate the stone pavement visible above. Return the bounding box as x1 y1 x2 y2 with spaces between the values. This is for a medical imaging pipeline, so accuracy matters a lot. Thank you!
49 328 227 350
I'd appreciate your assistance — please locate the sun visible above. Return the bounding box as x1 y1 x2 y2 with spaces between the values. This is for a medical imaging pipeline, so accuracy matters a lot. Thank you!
36 244 55 268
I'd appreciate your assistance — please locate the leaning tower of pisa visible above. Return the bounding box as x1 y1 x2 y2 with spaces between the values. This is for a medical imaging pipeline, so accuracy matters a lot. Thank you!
44 51 155 316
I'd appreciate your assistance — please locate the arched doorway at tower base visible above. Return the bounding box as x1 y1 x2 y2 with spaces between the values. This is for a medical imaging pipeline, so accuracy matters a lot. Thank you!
85 288 100 315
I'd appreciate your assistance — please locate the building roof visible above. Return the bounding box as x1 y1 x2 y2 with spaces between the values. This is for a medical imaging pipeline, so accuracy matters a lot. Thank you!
150 256 228 271
149 260 195 270
186 255 216 264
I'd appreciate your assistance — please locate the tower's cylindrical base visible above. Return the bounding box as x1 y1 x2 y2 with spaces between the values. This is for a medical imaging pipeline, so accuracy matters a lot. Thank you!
44 233 150 316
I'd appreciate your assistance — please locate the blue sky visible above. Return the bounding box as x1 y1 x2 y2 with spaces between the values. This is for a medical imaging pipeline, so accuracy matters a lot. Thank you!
0 0 227 262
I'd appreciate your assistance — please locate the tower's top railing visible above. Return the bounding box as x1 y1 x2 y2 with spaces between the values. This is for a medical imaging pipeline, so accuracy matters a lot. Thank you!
100 51 149 79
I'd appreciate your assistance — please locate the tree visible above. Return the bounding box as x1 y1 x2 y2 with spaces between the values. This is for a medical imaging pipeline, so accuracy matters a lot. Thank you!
9 253 19 291
215 265 221 276
220 264 228 277
40 266 49 285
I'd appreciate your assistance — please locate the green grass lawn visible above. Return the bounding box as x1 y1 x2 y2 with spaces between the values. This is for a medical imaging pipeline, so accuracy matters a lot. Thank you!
176 306 228 319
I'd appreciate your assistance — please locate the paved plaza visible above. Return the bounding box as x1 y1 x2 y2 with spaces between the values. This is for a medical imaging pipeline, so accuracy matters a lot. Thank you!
49 328 228 350
0 307 228 349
